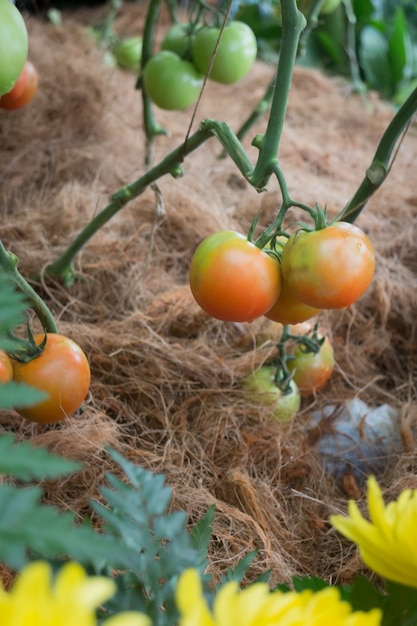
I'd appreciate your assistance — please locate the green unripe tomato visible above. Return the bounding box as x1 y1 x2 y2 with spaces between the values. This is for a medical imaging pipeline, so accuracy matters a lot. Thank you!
143 51 203 110
243 367 301 422
0 0 28 96
192 21 257 85
113 36 142 71
320 0 342 14
161 23 193 58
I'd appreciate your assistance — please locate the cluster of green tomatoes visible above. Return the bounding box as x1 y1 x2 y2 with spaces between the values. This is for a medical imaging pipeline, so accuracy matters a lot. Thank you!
0 0 38 110
143 20 258 111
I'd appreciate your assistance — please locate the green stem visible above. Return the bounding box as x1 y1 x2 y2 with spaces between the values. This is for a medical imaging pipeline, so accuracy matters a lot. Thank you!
250 0 306 189
337 84 417 223
45 125 218 285
219 78 275 159
0 241 58 333
140 0 168 155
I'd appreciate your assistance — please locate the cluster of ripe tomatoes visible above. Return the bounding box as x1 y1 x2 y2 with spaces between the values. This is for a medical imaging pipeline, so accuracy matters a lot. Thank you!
189 222 375 417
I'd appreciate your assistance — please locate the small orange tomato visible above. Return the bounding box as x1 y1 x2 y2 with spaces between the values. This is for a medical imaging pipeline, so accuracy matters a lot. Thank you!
0 60 38 110
0 350 13 383
190 231 281 322
11 333 91 424
288 336 335 395
281 223 375 309
265 277 320 325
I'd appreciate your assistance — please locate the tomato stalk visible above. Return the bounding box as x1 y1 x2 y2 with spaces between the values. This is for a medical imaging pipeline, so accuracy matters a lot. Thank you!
271 323 324 392
0 240 58 340
45 125 216 285
338 84 417 223
140 0 169 159
249 0 306 190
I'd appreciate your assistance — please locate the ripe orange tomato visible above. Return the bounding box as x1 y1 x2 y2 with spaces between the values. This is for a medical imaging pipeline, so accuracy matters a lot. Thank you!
0 350 13 383
265 276 320 325
281 222 375 309
0 60 38 110
189 231 281 322
11 333 91 424
288 336 335 395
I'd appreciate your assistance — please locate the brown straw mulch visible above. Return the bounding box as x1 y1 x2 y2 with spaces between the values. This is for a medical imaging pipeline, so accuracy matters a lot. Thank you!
0 4 416 588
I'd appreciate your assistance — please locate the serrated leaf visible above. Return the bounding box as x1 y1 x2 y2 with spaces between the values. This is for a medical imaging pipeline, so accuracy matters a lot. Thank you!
0 484 136 571
91 449 208 626
0 433 81 480
292 575 331 593
0 381 47 410
219 549 259 586
190 505 215 568
381 581 417 626
347 574 384 611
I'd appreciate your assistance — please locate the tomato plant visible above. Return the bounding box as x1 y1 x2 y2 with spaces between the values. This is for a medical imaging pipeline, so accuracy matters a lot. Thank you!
281 222 375 309
143 51 203 110
0 60 38 110
0 350 13 384
161 23 193 58
0 0 28 96
189 231 281 322
288 336 335 395
243 366 300 422
11 333 91 424
113 36 142 71
192 21 257 84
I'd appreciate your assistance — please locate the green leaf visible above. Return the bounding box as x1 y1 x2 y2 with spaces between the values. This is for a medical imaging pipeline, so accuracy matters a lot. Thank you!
359 25 393 96
347 575 384 611
0 381 47 410
388 8 409 87
381 581 417 626
0 484 134 570
91 449 208 626
219 549 259 585
292 575 331 593
0 274 27 342
189 505 215 568
352 0 374 23
0 433 82 480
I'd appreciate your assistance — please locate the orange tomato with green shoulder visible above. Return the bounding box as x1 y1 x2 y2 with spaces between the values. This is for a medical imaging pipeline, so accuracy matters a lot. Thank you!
11 333 91 424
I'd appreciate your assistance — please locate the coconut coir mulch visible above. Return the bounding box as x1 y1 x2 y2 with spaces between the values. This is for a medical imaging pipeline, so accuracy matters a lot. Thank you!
0 3 416 588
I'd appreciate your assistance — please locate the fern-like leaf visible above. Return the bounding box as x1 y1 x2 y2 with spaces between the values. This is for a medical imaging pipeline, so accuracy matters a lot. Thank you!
0 433 81 480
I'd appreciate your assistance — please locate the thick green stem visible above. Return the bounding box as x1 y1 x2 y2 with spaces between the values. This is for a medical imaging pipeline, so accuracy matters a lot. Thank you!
219 78 275 159
0 241 58 333
250 0 306 189
337 84 417 223
141 0 168 152
45 125 218 284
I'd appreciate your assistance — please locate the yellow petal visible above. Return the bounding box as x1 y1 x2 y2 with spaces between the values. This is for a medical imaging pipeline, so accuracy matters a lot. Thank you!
104 611 152 626
54 562 116 609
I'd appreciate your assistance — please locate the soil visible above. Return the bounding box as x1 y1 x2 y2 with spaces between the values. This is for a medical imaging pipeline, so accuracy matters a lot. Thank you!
0 3 416 587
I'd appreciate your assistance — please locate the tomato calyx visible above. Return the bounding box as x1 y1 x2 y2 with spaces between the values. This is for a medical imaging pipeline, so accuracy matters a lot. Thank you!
7 324 47 363
266 322 326 393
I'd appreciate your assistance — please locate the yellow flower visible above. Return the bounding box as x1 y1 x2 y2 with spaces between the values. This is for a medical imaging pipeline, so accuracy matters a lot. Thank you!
330 475 417 589
175 568 381 626
0 561 150 626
